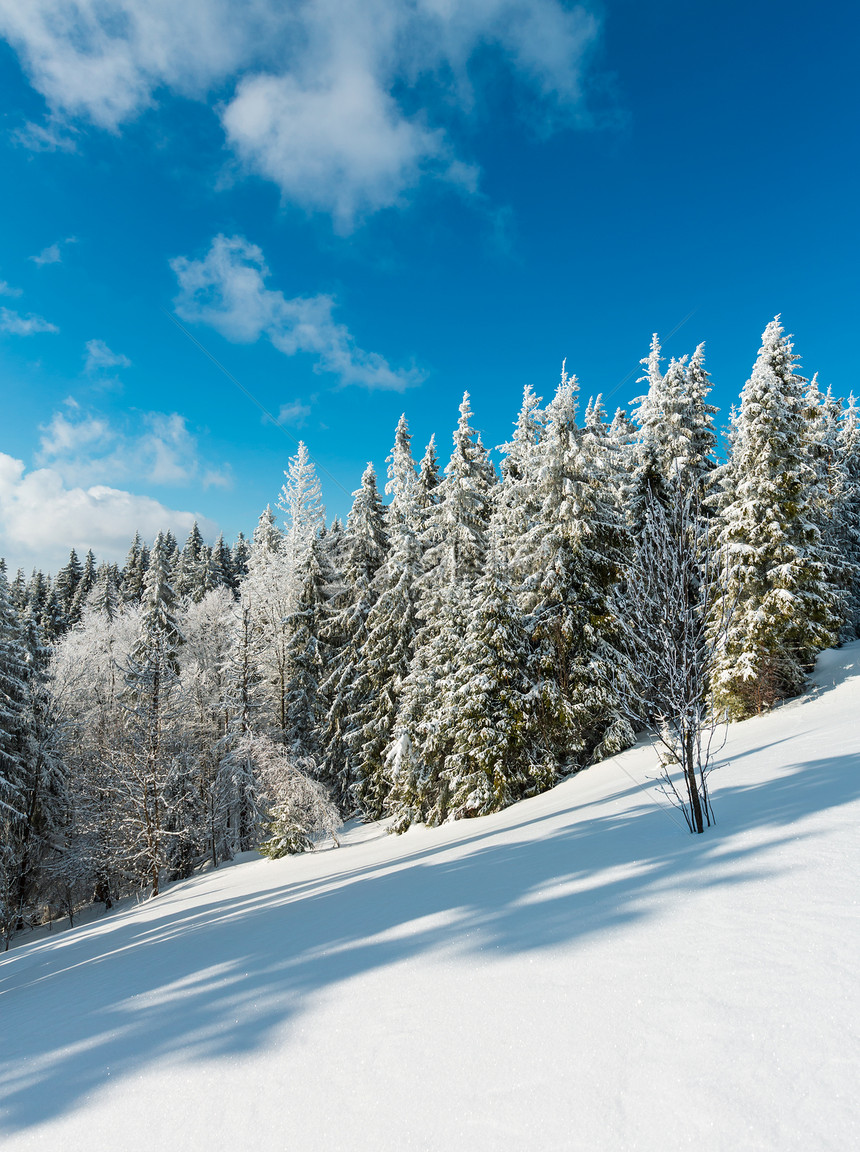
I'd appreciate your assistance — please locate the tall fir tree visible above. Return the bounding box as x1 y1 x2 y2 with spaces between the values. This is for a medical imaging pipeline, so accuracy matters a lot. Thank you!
176 522 206 601
69 549 97 626
423 393 495 590
318 464 388 809
521 368 633 765
437 556 546 821
122 532 184 895
710 318 840 717
837 394 860 637
351 418 422 818
496 384 544 580
121 533 148 604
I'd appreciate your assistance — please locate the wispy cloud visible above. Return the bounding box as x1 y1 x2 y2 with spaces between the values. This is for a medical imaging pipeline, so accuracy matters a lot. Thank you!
277 399 312 428
0 280 22 297
29 236 77 266
172 234 425 391
0 1 600 227
0 306 59 335
0 451 218 573
30 243 62 266
85 338 132 373
37 400 231 490
13 118 78 152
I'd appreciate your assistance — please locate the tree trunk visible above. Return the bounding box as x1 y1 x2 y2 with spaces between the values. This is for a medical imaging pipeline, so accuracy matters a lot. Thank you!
685 730 704 833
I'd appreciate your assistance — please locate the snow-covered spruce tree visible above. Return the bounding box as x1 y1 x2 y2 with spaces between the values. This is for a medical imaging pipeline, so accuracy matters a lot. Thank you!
628 337 678 533
437 553 545 821
11 610 69 929
390 395 499 824
318 463 388 810
26 569 51 630
230 532 251 587
627 431 672 538
710 318 840 717
242 507 291 736
681 343 719 497
121 533 148 604
521 367 634 767
120 532 185 896
278 440 325 572
9 568 26 615
422 392 495 595
391 576 469 828
416 434 441 515
629 333 665 450
282 533 335 757
241 443 329 745
211 533 235 594
52 548 83 634
606 407 638 511
837 394 860 637
627 336 717 521
496 384 544 580
68 549 97 626
175 522 206 601
803 377 855 637
351 417 422 819
90 563 120 621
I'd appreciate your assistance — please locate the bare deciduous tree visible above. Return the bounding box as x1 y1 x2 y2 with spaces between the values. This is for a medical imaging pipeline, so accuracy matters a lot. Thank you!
622 482 734 833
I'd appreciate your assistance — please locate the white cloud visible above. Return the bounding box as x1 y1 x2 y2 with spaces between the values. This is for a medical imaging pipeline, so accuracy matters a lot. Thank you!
29 236 77 265
0 451 217 573
12 117 78 151
221 69 449 227
0 306 59 335
85 338 132 372
30 242 62 266
277 399 311 428
38 408 112 458
0 280 22 297
0 0 600 225
172 234 424 391
36 402 231 490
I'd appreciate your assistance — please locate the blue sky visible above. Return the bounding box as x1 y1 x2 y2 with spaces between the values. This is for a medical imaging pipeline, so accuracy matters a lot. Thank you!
0 0 857 573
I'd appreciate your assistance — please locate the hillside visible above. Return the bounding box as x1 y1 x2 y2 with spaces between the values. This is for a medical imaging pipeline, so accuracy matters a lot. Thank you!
2 644 859 1151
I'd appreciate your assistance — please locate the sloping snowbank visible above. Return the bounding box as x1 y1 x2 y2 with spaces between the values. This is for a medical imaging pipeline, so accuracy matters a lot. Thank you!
2 644 859 1151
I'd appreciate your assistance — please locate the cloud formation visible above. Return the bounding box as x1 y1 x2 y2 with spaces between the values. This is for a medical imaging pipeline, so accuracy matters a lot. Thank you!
0 451 217 573
0 280 22 297
277 399 312 428
172 234 424 391
0 0 599 226
30 242 62 266
37 401 231 490
0 306 59 335
85 338 132 372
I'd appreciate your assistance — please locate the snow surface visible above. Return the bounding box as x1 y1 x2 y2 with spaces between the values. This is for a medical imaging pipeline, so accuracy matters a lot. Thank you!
2 645 859 1151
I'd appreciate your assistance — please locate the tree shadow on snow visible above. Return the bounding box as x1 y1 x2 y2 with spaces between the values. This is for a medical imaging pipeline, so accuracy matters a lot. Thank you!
0 746 856 1132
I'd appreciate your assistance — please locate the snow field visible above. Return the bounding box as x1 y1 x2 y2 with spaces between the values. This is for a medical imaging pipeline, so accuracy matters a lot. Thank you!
1 644 859 1151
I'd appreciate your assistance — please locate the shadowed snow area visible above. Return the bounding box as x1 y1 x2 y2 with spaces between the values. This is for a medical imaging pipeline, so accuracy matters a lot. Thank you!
2 645 859 1150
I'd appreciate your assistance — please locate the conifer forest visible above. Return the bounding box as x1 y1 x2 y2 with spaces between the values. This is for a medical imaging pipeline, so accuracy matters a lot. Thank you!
2 317 859 943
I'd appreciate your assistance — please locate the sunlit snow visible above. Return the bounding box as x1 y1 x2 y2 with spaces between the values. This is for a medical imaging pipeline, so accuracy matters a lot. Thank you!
2 646 858 1150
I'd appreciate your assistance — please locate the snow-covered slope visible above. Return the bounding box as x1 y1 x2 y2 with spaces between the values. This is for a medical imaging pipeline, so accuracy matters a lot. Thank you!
2 645 859 1151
